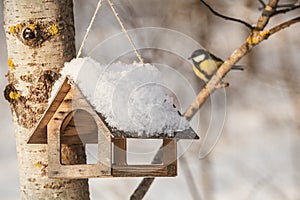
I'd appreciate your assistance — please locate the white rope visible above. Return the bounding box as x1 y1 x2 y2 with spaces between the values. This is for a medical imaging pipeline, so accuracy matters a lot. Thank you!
76 0 103 58
107 0 144 64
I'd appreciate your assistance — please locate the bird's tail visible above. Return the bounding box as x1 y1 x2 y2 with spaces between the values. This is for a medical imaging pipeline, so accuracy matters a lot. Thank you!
232 65 244 70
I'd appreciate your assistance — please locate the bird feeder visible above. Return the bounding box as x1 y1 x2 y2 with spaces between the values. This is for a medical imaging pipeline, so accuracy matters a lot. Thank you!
28 77 199 179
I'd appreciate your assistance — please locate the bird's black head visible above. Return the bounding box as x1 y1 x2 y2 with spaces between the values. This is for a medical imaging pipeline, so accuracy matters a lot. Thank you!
188 49 208 64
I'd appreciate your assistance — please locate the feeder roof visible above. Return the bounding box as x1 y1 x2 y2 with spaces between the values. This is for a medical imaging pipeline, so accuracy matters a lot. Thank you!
28 77 199 144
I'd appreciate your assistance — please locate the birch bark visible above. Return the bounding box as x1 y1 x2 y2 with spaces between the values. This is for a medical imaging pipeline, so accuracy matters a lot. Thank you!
3 0 90 199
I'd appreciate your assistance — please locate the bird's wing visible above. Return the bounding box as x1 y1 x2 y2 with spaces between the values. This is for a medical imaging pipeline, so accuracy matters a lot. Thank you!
207 51 224 63
207 51 244 70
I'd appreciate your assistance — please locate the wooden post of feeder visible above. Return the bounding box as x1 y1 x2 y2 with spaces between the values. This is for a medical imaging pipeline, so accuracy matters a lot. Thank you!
163 139 177 176
113 138 127 165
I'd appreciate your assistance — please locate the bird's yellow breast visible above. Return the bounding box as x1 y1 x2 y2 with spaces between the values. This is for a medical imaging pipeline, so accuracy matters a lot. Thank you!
193 59 223 82
200 59 222 75
193 65 209 82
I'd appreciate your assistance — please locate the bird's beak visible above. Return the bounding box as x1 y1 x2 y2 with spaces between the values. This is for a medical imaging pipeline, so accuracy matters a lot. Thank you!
187 56 192 60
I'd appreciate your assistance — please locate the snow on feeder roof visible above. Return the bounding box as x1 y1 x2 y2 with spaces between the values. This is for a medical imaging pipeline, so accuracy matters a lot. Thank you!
28 57 199 144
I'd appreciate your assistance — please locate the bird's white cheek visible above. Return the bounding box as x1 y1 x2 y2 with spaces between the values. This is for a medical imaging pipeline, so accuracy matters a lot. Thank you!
193 54 205 63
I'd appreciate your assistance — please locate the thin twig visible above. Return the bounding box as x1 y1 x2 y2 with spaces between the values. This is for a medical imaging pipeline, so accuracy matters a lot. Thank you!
130 178 155 200
272 3 300 16
258 0 266 7
200 0 253 30
130 147 162 199
277 0 300 8
267 16 300 36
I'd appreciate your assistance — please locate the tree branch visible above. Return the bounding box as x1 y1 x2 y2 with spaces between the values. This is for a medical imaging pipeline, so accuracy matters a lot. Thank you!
272 2 300 16
267 16 300 36
199 0 253 30
277 1 300 8
255 0 279 31
130 178 155 200
129 1 300 199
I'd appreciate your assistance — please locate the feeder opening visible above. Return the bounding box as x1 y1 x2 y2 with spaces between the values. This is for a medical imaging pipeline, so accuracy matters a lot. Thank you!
127 139 163 165
85 144 98 164
60 109 99 165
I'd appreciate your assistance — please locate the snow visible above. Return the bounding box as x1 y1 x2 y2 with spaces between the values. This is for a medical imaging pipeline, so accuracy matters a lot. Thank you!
52 57 190 137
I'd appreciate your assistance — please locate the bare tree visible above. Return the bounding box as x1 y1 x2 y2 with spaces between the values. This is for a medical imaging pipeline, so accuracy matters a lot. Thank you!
3 1 89 199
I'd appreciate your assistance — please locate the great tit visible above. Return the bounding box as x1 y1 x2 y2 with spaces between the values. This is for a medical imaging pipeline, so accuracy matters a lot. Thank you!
188 49 244 82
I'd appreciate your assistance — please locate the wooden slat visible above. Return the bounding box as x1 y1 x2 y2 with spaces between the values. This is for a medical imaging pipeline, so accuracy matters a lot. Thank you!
163 139 177 176
163 139 177 164
111 164 174 177
28 77 71 144
96 116 112 175
47 117 63 175
113 138 127 165
60 109 98 144
62 126 98 137
60 109 76 132
59 134 97 144
48 164 112 179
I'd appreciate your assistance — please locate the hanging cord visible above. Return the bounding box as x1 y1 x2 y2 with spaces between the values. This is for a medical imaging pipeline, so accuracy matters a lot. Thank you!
77 0 104 58
77 0 144 64
107 0 144 64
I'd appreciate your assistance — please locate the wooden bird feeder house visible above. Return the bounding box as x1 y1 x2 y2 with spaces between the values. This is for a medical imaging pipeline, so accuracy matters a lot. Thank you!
28 77 199 179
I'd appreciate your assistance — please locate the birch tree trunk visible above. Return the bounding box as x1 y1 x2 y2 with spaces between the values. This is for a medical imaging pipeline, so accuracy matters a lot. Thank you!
3 0 90 199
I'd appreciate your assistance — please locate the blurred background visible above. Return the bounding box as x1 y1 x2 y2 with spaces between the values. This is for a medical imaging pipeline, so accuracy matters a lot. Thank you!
1 0 300 199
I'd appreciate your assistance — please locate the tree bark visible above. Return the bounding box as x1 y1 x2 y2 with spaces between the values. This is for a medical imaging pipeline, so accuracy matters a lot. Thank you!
3 0 90 199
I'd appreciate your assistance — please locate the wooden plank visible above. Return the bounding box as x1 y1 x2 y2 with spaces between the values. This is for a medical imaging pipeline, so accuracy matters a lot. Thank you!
60 134 97 144
48 164 112 179
60 109 98 144
166 163 177 177
163 139 177 176
163 139 176 164
47 118 63 174
60 109 76 132
28 77 71 144
97 116 112 176
62 126 98 137
111 164 174 177
113 138 127 165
